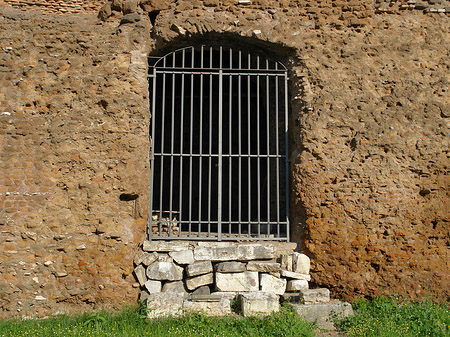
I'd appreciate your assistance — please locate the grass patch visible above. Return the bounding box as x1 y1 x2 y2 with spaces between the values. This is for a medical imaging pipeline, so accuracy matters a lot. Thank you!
0 304 315 337
337 296 450 337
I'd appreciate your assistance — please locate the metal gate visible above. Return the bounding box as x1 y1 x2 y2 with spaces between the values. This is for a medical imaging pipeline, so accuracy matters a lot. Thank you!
148 46 289 241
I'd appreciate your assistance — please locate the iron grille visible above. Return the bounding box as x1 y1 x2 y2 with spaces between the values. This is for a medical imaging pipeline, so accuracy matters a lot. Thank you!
148 46 289 241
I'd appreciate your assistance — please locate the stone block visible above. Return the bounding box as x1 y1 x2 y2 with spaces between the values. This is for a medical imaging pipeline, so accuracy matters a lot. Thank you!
247 261 281 272
186 273 214 290
280 254 293 271
141 252 159 266
192 285 211 296
210 292 237 300
134 264 147 286
240 292 279 316
299 288 330 304
183 298 231 316
194 244 274 261
186 261 213 277
291 301 354 330
140 290 150 303
143 240 191 252
147 293 184 318
286 279 309 291
281 270 311 281
260 274 286 295
162 281 188 297
144 280 161 294
215 261 246 272
216 271 259 292
146 261 183 281
169 250 194 265
292 253 310 274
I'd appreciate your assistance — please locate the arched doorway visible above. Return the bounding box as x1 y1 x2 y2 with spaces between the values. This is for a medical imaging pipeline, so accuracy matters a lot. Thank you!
149 45 289 241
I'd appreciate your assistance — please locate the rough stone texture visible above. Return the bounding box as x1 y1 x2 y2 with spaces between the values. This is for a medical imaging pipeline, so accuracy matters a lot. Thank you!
146 262 183 281
144 279 161 294
134 265 147 286
135 251 159 266
186 261 213 277
260 274 286 295
216 272 259 292
240 292 280 316
183 298 231 316
146 293 184 318
286 280 309 292
143 241 191 252
169 250 194 265
291 301 354 330
281 270 311 281
292 253 310 275
247 261 281 273
298 288 331 304
215 261 246 273
194 245 275 261
162 281 188 296
186 273 213 291
192 285 211 296
0 0 449 318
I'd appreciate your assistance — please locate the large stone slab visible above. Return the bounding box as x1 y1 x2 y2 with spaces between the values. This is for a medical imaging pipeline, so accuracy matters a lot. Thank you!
169 250 194 265
240 292 279 316
146 261 183 281
260 274 286 295
215 261 246 272
281 270 311 281
134 251 158 266
186 273 213 290
134 265 147 286
183 298 231 316
286 279 309 291
247 261 281 272
186 261 213 277
162 281 188 297
144 280 161 294
147 293 184 318
291 301 354 330
143 241 191 252
292 253 310 274
216 271 259 292
298 288 330 304
194 244 274 261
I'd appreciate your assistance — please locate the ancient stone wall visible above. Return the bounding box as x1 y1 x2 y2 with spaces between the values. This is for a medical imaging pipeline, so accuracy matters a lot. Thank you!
0 0 449 318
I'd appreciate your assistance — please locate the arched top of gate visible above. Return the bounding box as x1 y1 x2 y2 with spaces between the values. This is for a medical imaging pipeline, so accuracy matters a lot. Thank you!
150 45 287 72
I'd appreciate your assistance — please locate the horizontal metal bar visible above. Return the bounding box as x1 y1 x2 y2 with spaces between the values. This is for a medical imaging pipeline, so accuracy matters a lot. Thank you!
151 237 289 241
151 71 287 77
152 153 287 158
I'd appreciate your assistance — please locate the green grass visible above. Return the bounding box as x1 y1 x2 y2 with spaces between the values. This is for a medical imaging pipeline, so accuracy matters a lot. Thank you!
0 304 316 337
337 296 450 337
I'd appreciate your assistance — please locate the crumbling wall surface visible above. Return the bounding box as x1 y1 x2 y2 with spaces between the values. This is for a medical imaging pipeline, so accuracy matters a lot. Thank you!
0 0 449 319
0 7 153 317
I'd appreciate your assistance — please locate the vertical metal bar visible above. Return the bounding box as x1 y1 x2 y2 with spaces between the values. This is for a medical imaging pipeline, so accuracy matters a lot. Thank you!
266 59 271 236
218 46 223 241
238 50 242 239
275 70 280 238
169 53 176 237
284 72 290 241
149 66 157 240
247 52 251 236
256 55 261 238
198 46 204 237
229 48 232 238
159 60 167 237
208 46 212 238
189 47 194 237
178 49 185 238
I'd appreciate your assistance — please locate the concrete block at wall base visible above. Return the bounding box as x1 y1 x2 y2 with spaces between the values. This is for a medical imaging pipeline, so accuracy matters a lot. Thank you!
298 288 330 304
240 292 279 316
183 298 231 316
194 244 274 261
280 270 311 281
146 261 183 281
169 250 194 265
144 280 162 294
186 273 214 290
260 274 286 295
292 253 310 274
216 271 259 292
291 301 354 330
186 261 213 277
247 261 281 272
286 279 309 291
162 281 188 297
147 293 184 318
215 261 246 272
